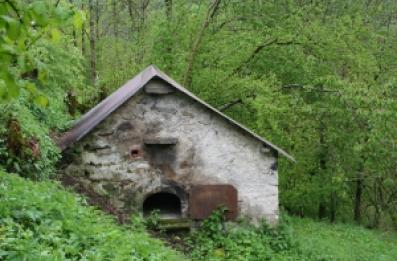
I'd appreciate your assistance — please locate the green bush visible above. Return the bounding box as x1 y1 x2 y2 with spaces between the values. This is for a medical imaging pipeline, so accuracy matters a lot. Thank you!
187 209 280 260
187 210 397 261
0 37 89 180
0 102 62 179
0 171 184 260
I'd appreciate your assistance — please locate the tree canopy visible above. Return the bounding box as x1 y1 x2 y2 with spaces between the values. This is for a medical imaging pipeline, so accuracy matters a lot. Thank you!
1 0 397 230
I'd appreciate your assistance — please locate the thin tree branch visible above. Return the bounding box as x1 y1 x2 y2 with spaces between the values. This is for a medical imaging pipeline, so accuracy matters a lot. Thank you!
282 83 304 89
215 17 247 32
183 0 222 87
5 0 22 22
229 39 302 77
218 93 256 111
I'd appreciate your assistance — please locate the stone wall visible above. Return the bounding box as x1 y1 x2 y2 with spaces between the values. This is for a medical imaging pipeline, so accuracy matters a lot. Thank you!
61 83 279 223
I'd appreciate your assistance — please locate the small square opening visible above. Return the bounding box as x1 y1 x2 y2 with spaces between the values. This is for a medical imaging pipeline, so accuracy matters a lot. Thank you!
145 143 176 168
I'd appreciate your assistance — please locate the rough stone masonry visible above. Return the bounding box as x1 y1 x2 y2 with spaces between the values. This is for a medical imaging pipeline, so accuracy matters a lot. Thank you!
59 66 293 224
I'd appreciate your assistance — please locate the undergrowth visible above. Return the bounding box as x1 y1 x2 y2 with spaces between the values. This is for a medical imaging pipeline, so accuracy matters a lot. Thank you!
186 208 397 261
1 171 396 261
187 208 296 260
0 171 184 260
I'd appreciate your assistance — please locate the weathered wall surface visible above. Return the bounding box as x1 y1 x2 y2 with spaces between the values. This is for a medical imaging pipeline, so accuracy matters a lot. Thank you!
61 83 279 223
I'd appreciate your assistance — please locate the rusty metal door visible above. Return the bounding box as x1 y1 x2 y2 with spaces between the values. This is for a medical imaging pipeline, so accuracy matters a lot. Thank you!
189 184 238 220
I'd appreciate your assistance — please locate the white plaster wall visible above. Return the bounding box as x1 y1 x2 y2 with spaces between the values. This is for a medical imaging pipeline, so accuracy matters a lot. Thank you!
63 87 279 223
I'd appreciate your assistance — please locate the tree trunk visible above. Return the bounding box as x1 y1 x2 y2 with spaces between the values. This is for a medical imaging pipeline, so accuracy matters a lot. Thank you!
89 0 96 85
81 1 86 55
112 0 118 37
164 0 173 71
373 204 381 228
95 0 100 40
318 202 327 220
165 0 172 19
388 208 397 231
183 0 222 88
140 0 149 31
127 0 136 38
135 0 150 64
330 191 337 223
354 132 369 224
69 0 77 47
318 117 327 220
354 176 363 224
72 28 77 47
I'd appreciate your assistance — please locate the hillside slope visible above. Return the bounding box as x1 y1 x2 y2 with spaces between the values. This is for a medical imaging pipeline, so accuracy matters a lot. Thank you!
290 217 397 260
1 170 396 261
0 171 184 260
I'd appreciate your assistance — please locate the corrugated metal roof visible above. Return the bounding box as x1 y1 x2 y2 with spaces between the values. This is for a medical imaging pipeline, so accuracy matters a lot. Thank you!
58 65 295 161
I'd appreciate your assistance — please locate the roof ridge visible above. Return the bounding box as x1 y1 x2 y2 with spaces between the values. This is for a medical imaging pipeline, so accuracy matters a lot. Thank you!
58 65 295 162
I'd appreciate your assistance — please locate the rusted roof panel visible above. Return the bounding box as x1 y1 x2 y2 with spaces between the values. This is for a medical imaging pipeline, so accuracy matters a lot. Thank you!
57 65 294 161
189 184 238 220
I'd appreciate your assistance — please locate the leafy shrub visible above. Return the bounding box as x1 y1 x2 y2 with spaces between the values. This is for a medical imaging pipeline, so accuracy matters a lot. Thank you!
187 209 290 260
187 210 397 261
0 35 89 179
0 0 84 102
0 102 62 179
0 171 184 260
143 210 161 230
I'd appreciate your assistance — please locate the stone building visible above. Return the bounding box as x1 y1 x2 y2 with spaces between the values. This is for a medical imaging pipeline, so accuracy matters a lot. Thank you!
58 65 293 224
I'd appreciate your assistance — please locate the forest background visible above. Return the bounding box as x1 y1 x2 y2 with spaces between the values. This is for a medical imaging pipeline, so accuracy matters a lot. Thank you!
1 0 397 232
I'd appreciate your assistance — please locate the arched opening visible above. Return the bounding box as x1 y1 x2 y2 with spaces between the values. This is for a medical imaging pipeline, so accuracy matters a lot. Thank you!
143 192 182 219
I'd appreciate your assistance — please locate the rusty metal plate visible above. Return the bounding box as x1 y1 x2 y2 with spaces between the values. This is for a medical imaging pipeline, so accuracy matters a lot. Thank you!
189 184 238 220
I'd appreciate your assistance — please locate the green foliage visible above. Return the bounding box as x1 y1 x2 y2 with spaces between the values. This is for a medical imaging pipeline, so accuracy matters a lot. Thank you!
0 1 396 253
0 103 60 179
187 209 294 260
142 210 161 230
0 0 391 230
0 36 87 179
0 171 184 260
187 211 397 260
0 0 85 102
289 217 397 261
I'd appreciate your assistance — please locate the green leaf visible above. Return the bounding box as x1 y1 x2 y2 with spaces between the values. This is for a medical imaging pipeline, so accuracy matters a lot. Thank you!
72 10 85 29
0 52 12 71
24 82 37 94
0 79 7 100
34 95 49 107
30 1 49 26
38 69 48 83
1 15 21 40
0 3 7 16
55 6 72 23
17 54 35 74
0 43 17 55
50 28 62 43
3 71 19 98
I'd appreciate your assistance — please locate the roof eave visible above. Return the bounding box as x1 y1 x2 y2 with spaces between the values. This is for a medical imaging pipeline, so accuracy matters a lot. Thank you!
57 65 295 162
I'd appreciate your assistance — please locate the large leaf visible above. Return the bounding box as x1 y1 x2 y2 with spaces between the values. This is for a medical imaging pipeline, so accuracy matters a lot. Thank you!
1 15 21 40
50 28 62 43
30 1 50 26
3 71 20 98
34 95 49 107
